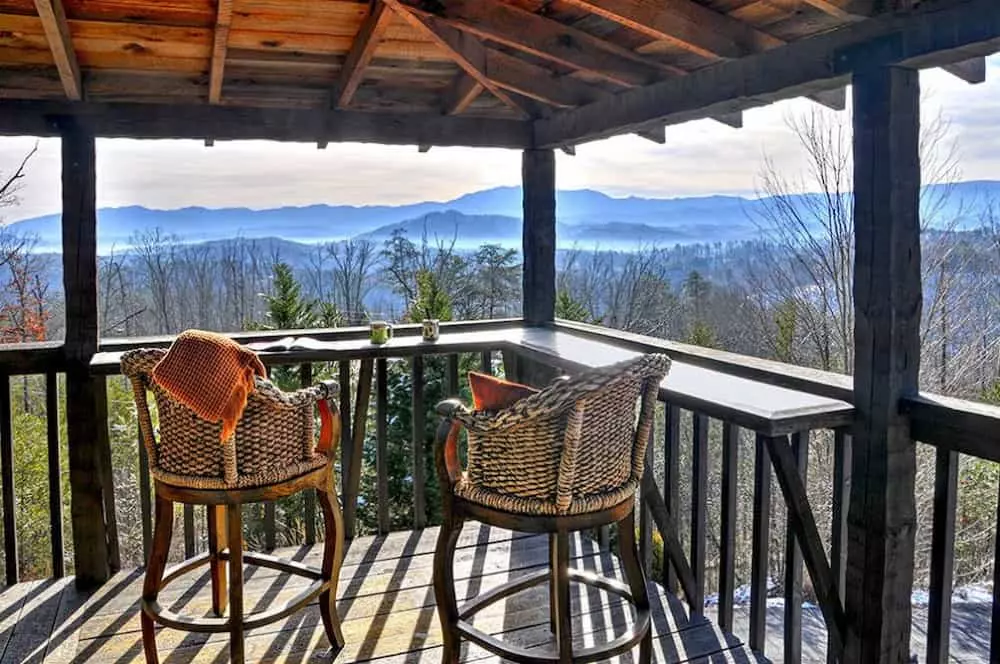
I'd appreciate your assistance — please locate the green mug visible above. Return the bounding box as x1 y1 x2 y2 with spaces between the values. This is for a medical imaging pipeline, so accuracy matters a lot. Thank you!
370 320 393 345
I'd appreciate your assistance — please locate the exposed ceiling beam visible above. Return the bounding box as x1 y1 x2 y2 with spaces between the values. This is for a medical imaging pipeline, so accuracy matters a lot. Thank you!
384 0 528 116
0 100 534 149
802 0 874 20
560 145 577 156
208 0 234 104
942 56 987 83
418 144 431 152
332 1 394 109
442 74 483 115
635 126 666 144
534 0 1000 147
32 0 81 100
559 0 784 61
807 87 847 110
711 112 743 129
405 0 677 87
387 1 606 113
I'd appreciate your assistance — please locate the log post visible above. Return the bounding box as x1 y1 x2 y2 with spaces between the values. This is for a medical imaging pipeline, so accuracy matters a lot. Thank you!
61 118 116 589
522 149 556 326
846 65 921 663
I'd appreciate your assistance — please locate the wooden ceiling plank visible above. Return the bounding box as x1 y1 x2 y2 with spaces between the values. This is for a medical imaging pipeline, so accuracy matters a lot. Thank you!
208 0 234 104
941 56 987 84
559 0 785 61
407 0 679 87
534 0 1000 147
803 0 875 20
483 48 604 108
384 0 528 117
32 0 81 100
333 1 394 108
442 73 483 114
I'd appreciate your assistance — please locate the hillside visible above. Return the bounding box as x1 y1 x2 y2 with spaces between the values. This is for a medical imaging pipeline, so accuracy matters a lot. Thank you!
7 180 997 252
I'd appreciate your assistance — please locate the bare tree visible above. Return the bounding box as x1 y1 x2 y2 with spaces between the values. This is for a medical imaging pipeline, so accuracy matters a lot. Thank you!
329 239 376 325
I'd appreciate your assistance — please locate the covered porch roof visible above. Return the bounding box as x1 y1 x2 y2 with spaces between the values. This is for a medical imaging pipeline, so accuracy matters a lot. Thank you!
0 0 996 147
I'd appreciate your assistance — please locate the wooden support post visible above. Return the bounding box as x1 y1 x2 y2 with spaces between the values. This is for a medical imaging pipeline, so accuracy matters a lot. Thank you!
847 65 921 663
522 149 556 326
60 119 115 589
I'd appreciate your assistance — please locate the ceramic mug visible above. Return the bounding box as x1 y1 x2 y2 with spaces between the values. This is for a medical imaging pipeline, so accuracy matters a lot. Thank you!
422 319 440 341
370 320 393 345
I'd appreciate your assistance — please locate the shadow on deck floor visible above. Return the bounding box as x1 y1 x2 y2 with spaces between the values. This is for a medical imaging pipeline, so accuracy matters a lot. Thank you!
0 525 762 663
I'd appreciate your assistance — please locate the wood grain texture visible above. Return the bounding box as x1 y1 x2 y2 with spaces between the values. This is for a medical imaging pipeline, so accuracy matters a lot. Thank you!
926 447 958 663
846 64 920 664
208 0 233 103
0 375 16 585
332 1 393 108
46 371 65 578
535 0 1000 147
32 0 81 99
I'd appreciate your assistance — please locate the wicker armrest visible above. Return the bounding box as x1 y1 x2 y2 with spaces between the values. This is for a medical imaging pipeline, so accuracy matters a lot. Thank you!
252 379 328 410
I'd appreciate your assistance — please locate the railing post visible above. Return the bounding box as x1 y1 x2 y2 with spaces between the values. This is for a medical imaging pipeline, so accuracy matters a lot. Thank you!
61 118 117 589
847 64 921 663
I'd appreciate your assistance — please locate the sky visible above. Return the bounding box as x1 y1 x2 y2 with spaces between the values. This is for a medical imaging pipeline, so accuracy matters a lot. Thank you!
0 55 998 224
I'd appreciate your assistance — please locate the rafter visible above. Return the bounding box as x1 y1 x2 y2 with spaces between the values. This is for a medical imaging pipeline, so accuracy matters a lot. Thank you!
559 0 784 61
807 88 847 110
534 0 1000 147
404 0 676 87
942 56 987 83
333 1 394 109
384 0 527 116
635 125 666 144
208 0 234 104
33 0 81 100
712 112 743 129
442 74 483 115
802 0 874 20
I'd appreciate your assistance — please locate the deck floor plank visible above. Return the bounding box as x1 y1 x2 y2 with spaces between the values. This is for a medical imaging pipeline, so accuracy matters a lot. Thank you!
0 527 759 663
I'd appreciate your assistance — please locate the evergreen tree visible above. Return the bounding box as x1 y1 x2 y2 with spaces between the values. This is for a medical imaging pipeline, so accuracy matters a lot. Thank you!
555 289 591 323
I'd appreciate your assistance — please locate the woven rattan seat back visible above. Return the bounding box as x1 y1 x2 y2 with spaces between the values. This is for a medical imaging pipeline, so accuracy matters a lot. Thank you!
452 353 671 515
121 348 329 490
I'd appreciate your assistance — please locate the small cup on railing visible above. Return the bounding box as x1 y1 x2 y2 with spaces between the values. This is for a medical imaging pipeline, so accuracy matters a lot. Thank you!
421 319 440 342
369 321 393 345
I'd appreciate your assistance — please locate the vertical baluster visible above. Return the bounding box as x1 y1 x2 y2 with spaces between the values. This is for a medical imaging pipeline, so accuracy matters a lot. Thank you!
663 403 680 592
344 359 373 538
185 504 197 556
447 354 460 397
95 378 120 572
639 437 653 573
376 358 389 534
927 446 958 664
479 351 492 375
750 434 772 656
0 374 15 585
718 422 739 632
301 363 316 545
502 350 520 382
339 360 352 511
783 432 809 664
47 372 65 578
829 429 851 664
412 356 426 529
137 424 152 563
690 413 709 618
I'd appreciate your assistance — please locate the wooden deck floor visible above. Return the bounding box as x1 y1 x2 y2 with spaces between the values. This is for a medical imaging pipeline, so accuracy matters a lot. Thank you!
0 525 759 663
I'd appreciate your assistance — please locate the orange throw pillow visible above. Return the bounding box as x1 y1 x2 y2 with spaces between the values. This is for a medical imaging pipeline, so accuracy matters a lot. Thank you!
468 372 537 411
152 329 266 442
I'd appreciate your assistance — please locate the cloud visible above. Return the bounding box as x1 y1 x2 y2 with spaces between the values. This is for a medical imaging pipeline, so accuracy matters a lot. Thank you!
1 55 998 223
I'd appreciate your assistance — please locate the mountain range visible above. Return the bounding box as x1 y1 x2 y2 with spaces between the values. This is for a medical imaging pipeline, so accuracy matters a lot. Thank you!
7 180 999 253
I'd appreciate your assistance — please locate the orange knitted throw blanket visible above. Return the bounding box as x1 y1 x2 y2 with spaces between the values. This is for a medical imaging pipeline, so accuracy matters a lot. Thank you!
152 330 266 442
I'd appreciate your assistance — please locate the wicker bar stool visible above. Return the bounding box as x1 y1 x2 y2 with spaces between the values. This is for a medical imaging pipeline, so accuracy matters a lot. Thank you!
122 349 345 664
433 353 671 664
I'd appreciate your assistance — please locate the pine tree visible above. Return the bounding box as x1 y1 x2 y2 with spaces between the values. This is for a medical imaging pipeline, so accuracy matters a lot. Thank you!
555 289 591 323
263 262 317 330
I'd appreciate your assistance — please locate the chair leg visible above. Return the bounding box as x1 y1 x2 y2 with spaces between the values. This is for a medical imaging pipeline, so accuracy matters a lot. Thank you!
207 504 228 617
551 530 573 664
227 504 245 664
619 506 652 664
142 495 174 664
548 532 558 634
433 514 464 664
318 486 346 653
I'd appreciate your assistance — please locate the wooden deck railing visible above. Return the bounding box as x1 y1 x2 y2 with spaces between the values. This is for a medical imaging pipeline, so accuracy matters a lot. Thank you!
2 319 1000 663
